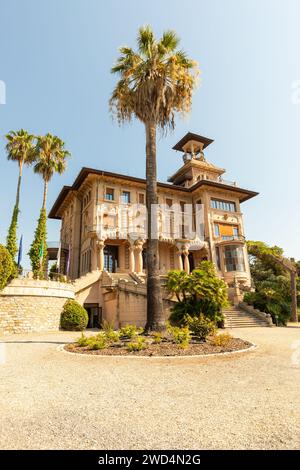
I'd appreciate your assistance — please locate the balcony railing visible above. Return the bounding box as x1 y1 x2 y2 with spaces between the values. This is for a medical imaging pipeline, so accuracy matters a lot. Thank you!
215 235 245 243
217 178 237 187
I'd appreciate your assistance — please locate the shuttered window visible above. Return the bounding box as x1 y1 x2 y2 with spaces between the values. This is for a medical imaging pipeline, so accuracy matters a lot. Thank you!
214 223 239 240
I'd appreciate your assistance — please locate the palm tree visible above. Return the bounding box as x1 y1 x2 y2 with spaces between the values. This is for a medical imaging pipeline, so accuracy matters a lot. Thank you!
110 26 198 331
29 134 70 276
33 133 70 210
5 129 35 259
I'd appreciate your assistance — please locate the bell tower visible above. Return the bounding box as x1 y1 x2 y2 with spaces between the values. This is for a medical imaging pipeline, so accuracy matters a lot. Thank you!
168 132 225 187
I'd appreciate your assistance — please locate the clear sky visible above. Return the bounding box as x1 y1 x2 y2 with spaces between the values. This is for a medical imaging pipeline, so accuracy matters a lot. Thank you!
1 0 300 268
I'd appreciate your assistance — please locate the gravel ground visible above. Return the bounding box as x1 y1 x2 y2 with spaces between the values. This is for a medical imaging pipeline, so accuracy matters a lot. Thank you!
0 326 300 450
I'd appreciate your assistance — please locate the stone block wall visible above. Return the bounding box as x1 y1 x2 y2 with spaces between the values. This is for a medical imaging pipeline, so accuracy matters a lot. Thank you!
0 279 75 335
116 281 174 327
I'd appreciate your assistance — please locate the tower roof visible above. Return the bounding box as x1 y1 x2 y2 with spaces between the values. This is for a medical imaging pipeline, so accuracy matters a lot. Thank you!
172 132 214 152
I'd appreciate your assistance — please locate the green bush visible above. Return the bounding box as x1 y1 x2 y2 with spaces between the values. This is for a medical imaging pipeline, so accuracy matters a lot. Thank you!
77 333 90 347
119 324 143 339
101 319 115 333
243 290 291 326
167 262 227 327
91 339 107 350
209 332 232 347
167 323 191 349
90 332 107 350
105 330 120 343
185 314 216 341
60 300 88 331
0 244 14 290
152 332 163 344
127 337 146 352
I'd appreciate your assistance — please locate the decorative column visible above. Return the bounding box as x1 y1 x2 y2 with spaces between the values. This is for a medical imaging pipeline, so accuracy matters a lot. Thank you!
135 239 144 274
129 244 135 272
183 245 190 274
97 239 105 271
175 248 183 271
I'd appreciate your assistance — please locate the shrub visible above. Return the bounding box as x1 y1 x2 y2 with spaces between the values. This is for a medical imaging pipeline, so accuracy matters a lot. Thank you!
152 332 163 344
185 314 216 341
106 330 120 343
119 324 143 339
60 300 88 331
91 339 107 350
210 332 232 347
0 244 14 290
84 332 108 350
101 319 115 333
127 337 146 352
77 333 90 347
243 290 290 326
167 262 227 326
167 323 191 348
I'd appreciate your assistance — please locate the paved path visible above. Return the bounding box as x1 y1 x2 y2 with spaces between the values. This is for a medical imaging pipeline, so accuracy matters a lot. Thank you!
0 326 300 449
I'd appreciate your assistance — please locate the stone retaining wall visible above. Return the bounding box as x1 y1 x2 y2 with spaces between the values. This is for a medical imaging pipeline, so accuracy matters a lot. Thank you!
0 279 75 335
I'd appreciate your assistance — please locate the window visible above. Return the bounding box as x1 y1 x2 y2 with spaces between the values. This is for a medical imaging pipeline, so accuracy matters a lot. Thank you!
105 188 114 201
214 223 220 237
138 193 145 204
224 245 245 272
166 198 173 208
214 223 239 240
215 246 221 270
121 191 130 204
211 198 236 212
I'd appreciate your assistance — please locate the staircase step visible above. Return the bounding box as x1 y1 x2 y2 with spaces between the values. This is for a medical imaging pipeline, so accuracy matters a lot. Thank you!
223 305 270 328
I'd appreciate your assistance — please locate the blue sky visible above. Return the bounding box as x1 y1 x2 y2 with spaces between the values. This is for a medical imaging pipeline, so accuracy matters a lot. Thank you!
0 0 300 267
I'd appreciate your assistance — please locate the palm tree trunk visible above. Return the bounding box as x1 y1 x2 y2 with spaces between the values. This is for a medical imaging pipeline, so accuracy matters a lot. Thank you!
290 270 298 322
42 180 48 211
144 121 164 331
15 161 23 209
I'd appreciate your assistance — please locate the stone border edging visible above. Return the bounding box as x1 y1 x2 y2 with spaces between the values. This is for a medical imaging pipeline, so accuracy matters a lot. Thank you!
58 342 257 359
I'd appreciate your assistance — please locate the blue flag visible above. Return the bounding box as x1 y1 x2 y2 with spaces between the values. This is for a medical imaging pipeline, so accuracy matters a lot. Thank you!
17 235 23 267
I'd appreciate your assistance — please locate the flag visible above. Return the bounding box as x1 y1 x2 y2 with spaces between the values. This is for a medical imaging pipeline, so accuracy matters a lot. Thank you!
17 235 23 267
39 243 44 267
66 244 71 276
56 242 61 272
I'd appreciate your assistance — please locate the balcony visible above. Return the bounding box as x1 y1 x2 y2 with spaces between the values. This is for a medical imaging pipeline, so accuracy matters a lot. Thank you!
214 235 245 245
217 177 237 187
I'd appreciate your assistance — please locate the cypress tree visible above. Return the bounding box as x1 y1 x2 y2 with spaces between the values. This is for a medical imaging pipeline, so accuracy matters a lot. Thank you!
28 208 48 278
6 205 19 259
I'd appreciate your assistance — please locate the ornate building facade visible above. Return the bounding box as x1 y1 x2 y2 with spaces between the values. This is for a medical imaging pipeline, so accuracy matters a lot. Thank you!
49 133 258 327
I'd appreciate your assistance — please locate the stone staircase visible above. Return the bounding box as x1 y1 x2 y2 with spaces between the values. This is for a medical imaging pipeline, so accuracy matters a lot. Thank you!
223 305 271 328
101 271 142 287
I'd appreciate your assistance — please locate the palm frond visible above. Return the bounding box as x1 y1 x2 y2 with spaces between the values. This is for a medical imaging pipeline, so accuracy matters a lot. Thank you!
110 26 199 129
33 133 70 182
158 30 179 54
137 25 154 57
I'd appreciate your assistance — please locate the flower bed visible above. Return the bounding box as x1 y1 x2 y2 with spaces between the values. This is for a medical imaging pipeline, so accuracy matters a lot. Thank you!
64 327 253 357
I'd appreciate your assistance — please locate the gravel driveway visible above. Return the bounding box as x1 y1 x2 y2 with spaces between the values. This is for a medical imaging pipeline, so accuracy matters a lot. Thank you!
0 326 300 450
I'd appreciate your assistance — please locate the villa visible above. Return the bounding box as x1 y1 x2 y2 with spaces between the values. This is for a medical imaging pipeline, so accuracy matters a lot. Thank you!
48 133 258 327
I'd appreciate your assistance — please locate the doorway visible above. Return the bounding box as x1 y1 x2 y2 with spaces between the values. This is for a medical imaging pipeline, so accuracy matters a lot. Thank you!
84 304 102 329
188 252 195 272
104 245 119 273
